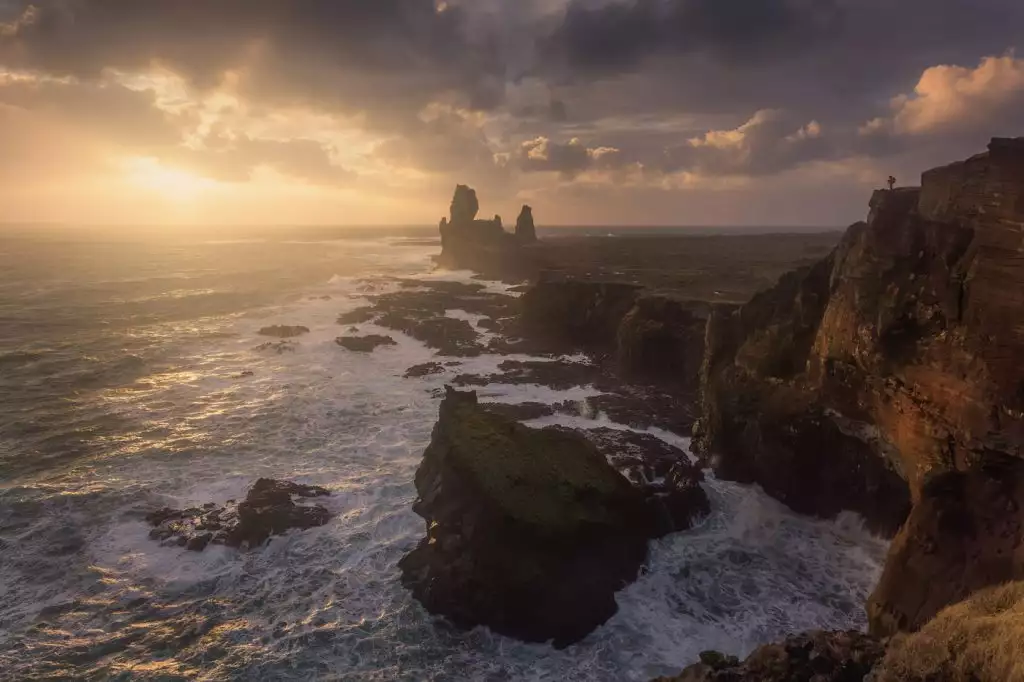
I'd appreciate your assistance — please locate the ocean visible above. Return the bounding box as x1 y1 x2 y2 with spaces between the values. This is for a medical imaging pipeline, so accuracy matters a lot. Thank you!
0 225 887 680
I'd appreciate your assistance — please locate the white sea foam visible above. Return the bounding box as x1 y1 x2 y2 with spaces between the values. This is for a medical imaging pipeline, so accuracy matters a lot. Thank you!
0 235 890 680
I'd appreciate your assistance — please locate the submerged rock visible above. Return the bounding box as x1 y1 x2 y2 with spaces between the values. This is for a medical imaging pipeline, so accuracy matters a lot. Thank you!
146 478 331 550
335 334 397 352
400 387 686 648
257 325 310 338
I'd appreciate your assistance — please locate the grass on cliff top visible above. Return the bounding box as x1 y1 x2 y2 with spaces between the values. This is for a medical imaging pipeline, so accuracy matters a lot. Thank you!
875 581 1024 681
441 403 637 533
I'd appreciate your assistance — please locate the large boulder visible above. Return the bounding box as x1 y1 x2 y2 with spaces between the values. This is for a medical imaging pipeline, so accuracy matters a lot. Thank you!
399 387 704 647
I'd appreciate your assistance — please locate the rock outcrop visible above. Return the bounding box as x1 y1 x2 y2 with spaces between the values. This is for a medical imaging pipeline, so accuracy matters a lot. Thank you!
335 334 397 352
696 138 1024 633
521 277 711 392
399 387 707 647
147 478 331 550
656 631 887 682
515 205 537 242
437 185 533 275
257 325 310 338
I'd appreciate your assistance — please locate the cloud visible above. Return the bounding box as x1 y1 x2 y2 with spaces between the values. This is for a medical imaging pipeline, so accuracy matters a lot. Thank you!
863 54 1024 137
544 0 842 75
661 109 831 176
514 136 626 178
167 135 353 185
0 72 185 149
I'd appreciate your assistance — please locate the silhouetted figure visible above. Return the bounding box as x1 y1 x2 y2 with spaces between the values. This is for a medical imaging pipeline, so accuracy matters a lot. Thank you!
887 175 896 191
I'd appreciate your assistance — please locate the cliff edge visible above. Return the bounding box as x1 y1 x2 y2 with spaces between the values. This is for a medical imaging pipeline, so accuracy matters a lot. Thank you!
695 137 1024 635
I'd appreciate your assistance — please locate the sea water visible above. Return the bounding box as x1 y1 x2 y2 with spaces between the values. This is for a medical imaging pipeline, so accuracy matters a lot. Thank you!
0 225 888 680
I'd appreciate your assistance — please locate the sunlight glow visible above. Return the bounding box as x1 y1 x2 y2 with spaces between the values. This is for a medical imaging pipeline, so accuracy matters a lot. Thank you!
121 157 220 203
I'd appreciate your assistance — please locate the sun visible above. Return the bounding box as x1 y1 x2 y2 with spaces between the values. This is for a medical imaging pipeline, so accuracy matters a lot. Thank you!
121 157 219 203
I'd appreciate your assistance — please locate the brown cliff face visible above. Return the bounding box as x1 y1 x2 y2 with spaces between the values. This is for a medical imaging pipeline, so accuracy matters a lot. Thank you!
697 138 1024 632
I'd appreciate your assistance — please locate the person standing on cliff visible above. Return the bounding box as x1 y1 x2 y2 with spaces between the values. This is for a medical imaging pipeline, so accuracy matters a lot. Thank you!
887 175 896 190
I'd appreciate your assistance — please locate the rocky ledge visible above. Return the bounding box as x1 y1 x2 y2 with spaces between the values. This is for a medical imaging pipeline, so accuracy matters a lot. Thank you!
147 478 331 551
399 387 708 647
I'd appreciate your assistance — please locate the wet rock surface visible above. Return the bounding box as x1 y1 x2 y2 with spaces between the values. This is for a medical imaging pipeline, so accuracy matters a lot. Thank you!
257 325 310 338
655 631 887 682
400 388 704 648
254 340 297 354
404 362 446 378
335 334 397 352
146 478 331 550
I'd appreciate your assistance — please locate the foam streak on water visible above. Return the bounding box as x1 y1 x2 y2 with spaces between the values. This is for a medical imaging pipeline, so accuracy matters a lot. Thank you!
0 232 888 680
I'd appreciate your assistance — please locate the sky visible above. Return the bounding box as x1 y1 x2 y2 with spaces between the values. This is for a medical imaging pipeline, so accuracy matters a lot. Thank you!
0 0 1022 227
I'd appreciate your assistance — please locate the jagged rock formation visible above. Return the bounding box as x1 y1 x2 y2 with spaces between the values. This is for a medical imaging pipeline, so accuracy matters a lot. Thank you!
399 387 708 647
656 631 887 682
515 205 537 242
437 185 531 274
146 478 331 551
695 138 1024 635
521 277 712 391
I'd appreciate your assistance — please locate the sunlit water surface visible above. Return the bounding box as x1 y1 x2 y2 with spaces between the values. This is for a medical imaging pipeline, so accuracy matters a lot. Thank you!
0 226 888 680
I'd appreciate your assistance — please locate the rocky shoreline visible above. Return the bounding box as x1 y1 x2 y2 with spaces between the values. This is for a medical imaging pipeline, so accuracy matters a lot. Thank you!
141 137 1024 679
405 137 1024 679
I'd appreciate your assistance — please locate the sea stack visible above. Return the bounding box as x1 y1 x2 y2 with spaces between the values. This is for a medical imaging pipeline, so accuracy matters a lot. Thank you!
399 387 707 648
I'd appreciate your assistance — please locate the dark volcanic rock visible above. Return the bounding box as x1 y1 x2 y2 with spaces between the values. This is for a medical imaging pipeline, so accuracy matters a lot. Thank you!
335 335 397 352
696 138 1024 635
576 428 709 537
616 294 710 387
146 478 331 550
399 387 667 648
521 277 642 352
515 205 537 243
655 631 887 682
437 185 533 277
379 314 480 357
257 325 310 338
336 307 378 325
404 362 446 378
482 401 557 422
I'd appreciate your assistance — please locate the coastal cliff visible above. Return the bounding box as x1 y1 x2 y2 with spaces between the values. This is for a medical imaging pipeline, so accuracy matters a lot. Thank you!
695 138 1024 635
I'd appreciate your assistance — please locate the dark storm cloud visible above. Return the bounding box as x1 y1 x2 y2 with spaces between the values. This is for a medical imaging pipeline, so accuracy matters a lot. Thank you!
544 0 841 74
0 0 503 118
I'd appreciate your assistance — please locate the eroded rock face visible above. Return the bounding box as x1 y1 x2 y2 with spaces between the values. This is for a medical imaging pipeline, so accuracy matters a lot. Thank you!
655 631 887 682
515 205 537 242
697 138 1024 631
867 456 1024 634
399 387 698 647
147 478 331 550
